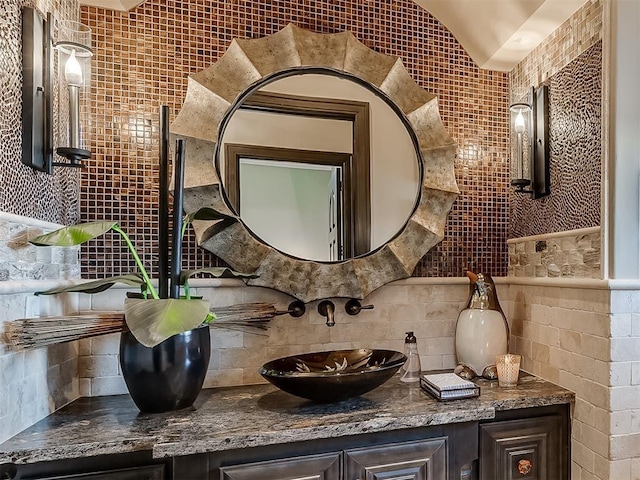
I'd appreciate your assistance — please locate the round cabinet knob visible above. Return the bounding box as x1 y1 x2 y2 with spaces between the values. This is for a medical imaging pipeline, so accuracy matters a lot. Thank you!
518 459 533 475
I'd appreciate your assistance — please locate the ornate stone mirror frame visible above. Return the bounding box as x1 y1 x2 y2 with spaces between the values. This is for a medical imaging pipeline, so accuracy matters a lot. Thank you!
171 24 458 303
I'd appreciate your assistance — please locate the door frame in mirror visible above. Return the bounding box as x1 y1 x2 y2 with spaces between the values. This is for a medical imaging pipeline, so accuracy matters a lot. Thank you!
171 24 459 302
225 89 372 257
224 144 360 259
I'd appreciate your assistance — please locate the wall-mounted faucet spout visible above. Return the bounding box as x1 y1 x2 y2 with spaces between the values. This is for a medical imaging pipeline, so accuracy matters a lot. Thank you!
318 300 335 327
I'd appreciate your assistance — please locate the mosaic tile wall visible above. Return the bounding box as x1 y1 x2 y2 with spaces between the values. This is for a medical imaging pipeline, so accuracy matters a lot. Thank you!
507 226 601 279
509 0 602 239
80 0 510 280
1 0 81 225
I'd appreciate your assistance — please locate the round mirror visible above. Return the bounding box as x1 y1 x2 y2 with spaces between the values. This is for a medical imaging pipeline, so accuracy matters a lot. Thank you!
216 70 422 262
171 24 459 302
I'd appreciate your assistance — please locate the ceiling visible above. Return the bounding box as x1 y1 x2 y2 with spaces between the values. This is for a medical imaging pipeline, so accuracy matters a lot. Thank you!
78 0 589 72
416 0 589 71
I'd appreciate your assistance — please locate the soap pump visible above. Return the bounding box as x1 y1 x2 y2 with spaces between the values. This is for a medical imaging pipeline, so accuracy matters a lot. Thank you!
401 331 421 383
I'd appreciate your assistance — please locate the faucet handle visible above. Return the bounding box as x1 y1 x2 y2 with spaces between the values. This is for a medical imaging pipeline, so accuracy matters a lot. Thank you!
275 300 306 318
345 299 374 316
287 300 306 318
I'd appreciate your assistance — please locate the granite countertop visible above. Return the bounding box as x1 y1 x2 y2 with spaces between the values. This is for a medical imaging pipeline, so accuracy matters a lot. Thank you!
0 373 573 465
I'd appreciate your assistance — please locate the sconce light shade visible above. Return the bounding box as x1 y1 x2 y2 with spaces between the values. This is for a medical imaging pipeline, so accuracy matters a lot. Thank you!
509 86 550 199
21 7 93 173
55 20 93 166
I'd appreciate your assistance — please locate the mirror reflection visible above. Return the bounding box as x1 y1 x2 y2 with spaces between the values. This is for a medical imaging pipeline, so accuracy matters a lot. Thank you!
218 72 421 262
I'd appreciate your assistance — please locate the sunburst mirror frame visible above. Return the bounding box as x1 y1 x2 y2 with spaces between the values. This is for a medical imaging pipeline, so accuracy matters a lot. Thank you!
171 24 458 303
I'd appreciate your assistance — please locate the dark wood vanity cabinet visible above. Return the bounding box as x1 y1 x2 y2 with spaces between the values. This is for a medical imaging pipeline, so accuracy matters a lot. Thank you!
215 437 449 480
0 452 169 480
1 405 569 480
210 406 568 480
344 438 448 480
191 422 475 480
219 452 341 480
479 409 568 480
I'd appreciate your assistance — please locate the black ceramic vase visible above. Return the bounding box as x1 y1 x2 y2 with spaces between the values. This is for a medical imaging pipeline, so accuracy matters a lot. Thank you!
119 326 211 413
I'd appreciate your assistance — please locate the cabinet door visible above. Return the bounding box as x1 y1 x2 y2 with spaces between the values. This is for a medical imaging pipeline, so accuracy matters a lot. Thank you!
480 415 564 480
219 452 340 480
344 438 448 480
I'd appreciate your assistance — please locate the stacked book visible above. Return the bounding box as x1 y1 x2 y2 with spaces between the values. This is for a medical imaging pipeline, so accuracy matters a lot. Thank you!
420 373 480 401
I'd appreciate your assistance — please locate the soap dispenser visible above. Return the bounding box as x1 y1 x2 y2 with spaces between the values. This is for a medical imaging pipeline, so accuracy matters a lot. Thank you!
401 331 421 383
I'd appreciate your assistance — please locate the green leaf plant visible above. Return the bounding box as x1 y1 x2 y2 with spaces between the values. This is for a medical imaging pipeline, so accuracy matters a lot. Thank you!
29 209 255 347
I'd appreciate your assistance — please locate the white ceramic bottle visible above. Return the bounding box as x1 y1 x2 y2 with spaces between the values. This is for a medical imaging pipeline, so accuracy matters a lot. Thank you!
455 272 509 379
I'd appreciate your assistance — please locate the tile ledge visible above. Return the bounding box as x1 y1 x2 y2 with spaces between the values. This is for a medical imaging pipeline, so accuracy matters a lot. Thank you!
0 211 63 230
503 277 608 289
9 276 640 295
505 277 640 291
506 226 600 244
0 278 248 295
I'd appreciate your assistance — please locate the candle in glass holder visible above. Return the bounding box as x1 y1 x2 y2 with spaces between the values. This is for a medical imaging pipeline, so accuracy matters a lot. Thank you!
496 354 521 387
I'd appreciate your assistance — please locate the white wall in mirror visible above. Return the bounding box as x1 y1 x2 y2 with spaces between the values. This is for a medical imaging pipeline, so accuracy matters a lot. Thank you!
219 73 420 257
221 110 352 154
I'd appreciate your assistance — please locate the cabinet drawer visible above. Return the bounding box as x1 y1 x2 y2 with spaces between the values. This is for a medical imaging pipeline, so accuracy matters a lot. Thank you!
220 452 341 480
25 465 164 480
480 415 565 480
344 438 448 480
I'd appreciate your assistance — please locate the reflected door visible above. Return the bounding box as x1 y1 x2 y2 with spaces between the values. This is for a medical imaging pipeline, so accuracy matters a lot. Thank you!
328 167 343 261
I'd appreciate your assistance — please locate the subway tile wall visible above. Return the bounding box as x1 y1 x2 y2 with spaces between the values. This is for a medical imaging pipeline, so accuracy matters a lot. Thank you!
80 0 510 281
0 212 81 443
78 281 483 397
3 0 85 441
507 284 640 480
608 289 640 479
507 284 612 480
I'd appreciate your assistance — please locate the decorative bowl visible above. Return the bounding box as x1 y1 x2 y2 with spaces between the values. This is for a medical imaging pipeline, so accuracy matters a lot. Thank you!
259 349 407 402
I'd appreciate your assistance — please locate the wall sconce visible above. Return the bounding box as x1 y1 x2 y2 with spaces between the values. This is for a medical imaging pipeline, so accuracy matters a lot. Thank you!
22 7 93 174
509 86 550 199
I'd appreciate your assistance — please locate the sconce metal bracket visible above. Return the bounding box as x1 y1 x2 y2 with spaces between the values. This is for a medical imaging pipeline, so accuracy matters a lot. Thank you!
532 85 550 199
22 7 53 174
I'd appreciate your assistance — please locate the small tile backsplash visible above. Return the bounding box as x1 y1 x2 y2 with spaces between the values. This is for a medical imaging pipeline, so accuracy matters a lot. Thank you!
510 0 603 89
80 0 510 281
510 40 602 239
509 0 602 240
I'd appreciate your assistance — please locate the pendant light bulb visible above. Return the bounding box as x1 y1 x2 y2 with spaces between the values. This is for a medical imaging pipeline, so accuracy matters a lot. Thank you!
514 109 525 134
64 49 83 87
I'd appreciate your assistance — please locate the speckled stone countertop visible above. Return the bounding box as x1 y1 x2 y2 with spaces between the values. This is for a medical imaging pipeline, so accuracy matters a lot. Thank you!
0 373 573 465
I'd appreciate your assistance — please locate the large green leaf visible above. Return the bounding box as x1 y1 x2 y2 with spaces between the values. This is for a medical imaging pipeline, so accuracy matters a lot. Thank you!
183 207 237 224
35 274 146 295
179 267 258 285
30 221 118 247
124 298 211 347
